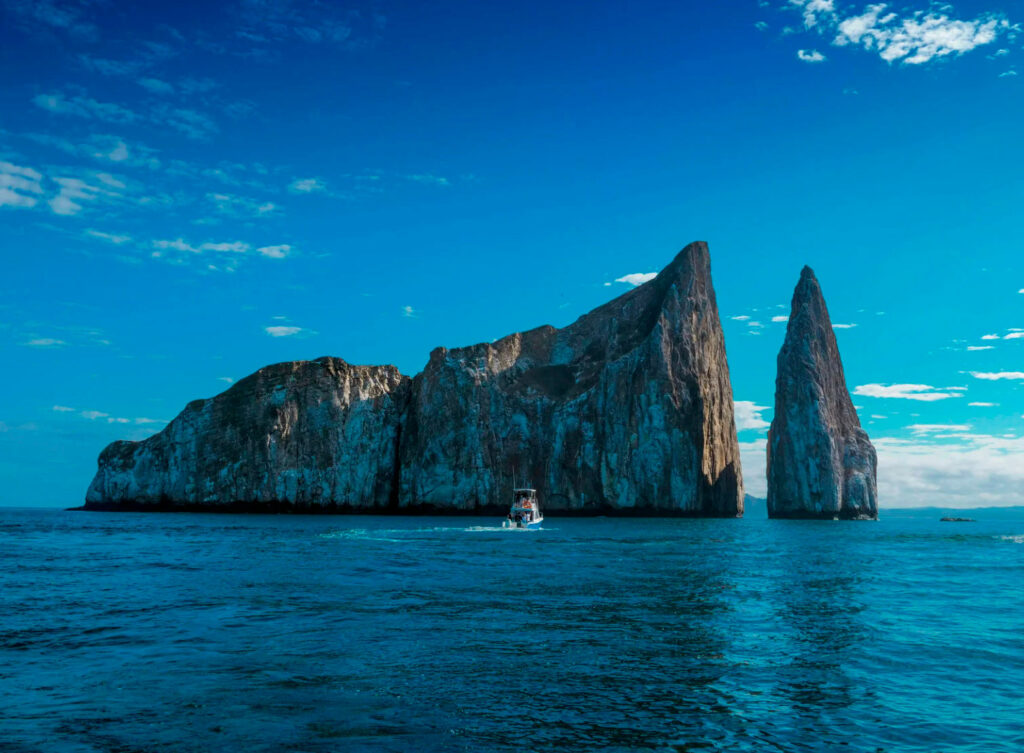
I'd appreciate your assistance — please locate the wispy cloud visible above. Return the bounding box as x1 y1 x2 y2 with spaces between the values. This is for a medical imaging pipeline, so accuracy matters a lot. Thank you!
33 90 218 140
265 325 312 337
4 0 99 40
84 229 132 244
971 371 1024 381
405 173 450 187
908 423 971 434
853 383 965 401
207 192 277 217
25 338 66 347
234 0 386 50
48 175 121 216
969 402 998 407
152 104 219 140
138 77 174 94
967 345 994 351
832 322 857 329
33 91 139 123
52 404 167 426
288 177 327 194
0 160 44 208
771 315 789 323
401 305 417 318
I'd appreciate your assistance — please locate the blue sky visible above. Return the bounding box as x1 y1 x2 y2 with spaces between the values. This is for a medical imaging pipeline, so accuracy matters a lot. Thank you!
1 0 1022 508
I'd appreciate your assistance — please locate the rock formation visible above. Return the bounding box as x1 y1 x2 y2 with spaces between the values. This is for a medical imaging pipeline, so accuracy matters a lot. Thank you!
86 359 409 510
86 241 745 516
766 267 877 520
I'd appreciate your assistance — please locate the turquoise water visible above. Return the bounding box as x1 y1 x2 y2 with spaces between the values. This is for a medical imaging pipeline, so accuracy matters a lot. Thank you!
1 507 1022 752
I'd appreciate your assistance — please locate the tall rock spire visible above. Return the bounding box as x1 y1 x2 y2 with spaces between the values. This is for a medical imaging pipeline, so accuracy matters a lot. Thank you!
767 267 877 519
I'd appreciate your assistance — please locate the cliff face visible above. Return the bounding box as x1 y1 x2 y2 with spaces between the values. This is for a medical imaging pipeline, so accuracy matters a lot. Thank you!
399 241 743 515
766 267 877 520
86 241 745 516
85 358 410 510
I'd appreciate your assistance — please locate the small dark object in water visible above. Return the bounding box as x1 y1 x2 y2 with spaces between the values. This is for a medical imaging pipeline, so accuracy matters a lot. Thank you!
940 517 975 522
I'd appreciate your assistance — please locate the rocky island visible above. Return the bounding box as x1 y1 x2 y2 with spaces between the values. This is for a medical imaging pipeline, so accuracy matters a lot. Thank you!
86 241 746 516
766 267 878 520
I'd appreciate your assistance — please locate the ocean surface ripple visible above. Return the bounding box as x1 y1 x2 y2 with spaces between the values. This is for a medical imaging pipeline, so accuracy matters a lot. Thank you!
1 508 1022 752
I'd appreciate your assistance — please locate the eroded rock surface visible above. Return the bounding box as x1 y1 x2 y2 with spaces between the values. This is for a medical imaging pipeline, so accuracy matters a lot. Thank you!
86 358 409 510
766 267 878 520
87 241 745 515
399 241 744 515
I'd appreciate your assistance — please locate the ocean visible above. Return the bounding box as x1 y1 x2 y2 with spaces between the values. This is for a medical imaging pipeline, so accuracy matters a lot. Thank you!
1 507 1022 752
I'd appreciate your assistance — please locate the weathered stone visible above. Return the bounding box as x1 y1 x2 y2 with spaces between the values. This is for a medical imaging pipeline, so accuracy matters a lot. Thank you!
86 241 745 516
85 358 410 510
398 241 744 516
766 267 878 520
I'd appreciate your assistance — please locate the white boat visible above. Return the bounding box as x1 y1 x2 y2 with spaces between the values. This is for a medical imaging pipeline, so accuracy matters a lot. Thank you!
502 488 543 530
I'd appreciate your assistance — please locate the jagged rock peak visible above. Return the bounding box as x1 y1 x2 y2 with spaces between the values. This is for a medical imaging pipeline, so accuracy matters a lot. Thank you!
767 266 877 520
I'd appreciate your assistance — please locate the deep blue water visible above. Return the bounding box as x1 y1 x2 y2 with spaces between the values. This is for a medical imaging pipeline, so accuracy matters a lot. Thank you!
1 508 1022 753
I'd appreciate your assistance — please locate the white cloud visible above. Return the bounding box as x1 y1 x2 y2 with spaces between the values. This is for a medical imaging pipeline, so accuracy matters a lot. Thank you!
615 272 657 286
853 383 965 401
257 244 291 259
265 325 305 337
981 333 1000 340
771 315 789 323
832 323 857 329
908 423 971 434
85 229 132 244
969 402 998 407
734 401 771 431
199 241 249 254
80 410 109 420
739 439 768 498
48 176 119 216
834 4 1008 64
798 48 827 62
1003 332 1024 340
971 371 1024 381
218 377 234 384
52 405 76 412
289 177 326 194
786 1 1009 65
402 305 417 318
0 160 44 209
153 238 198 253
25 338 66 347
745 429 1024 508
731 315 751 321
207 192 278 217
874 434 1024 508
1001 71 1019 78
967 345 994 351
